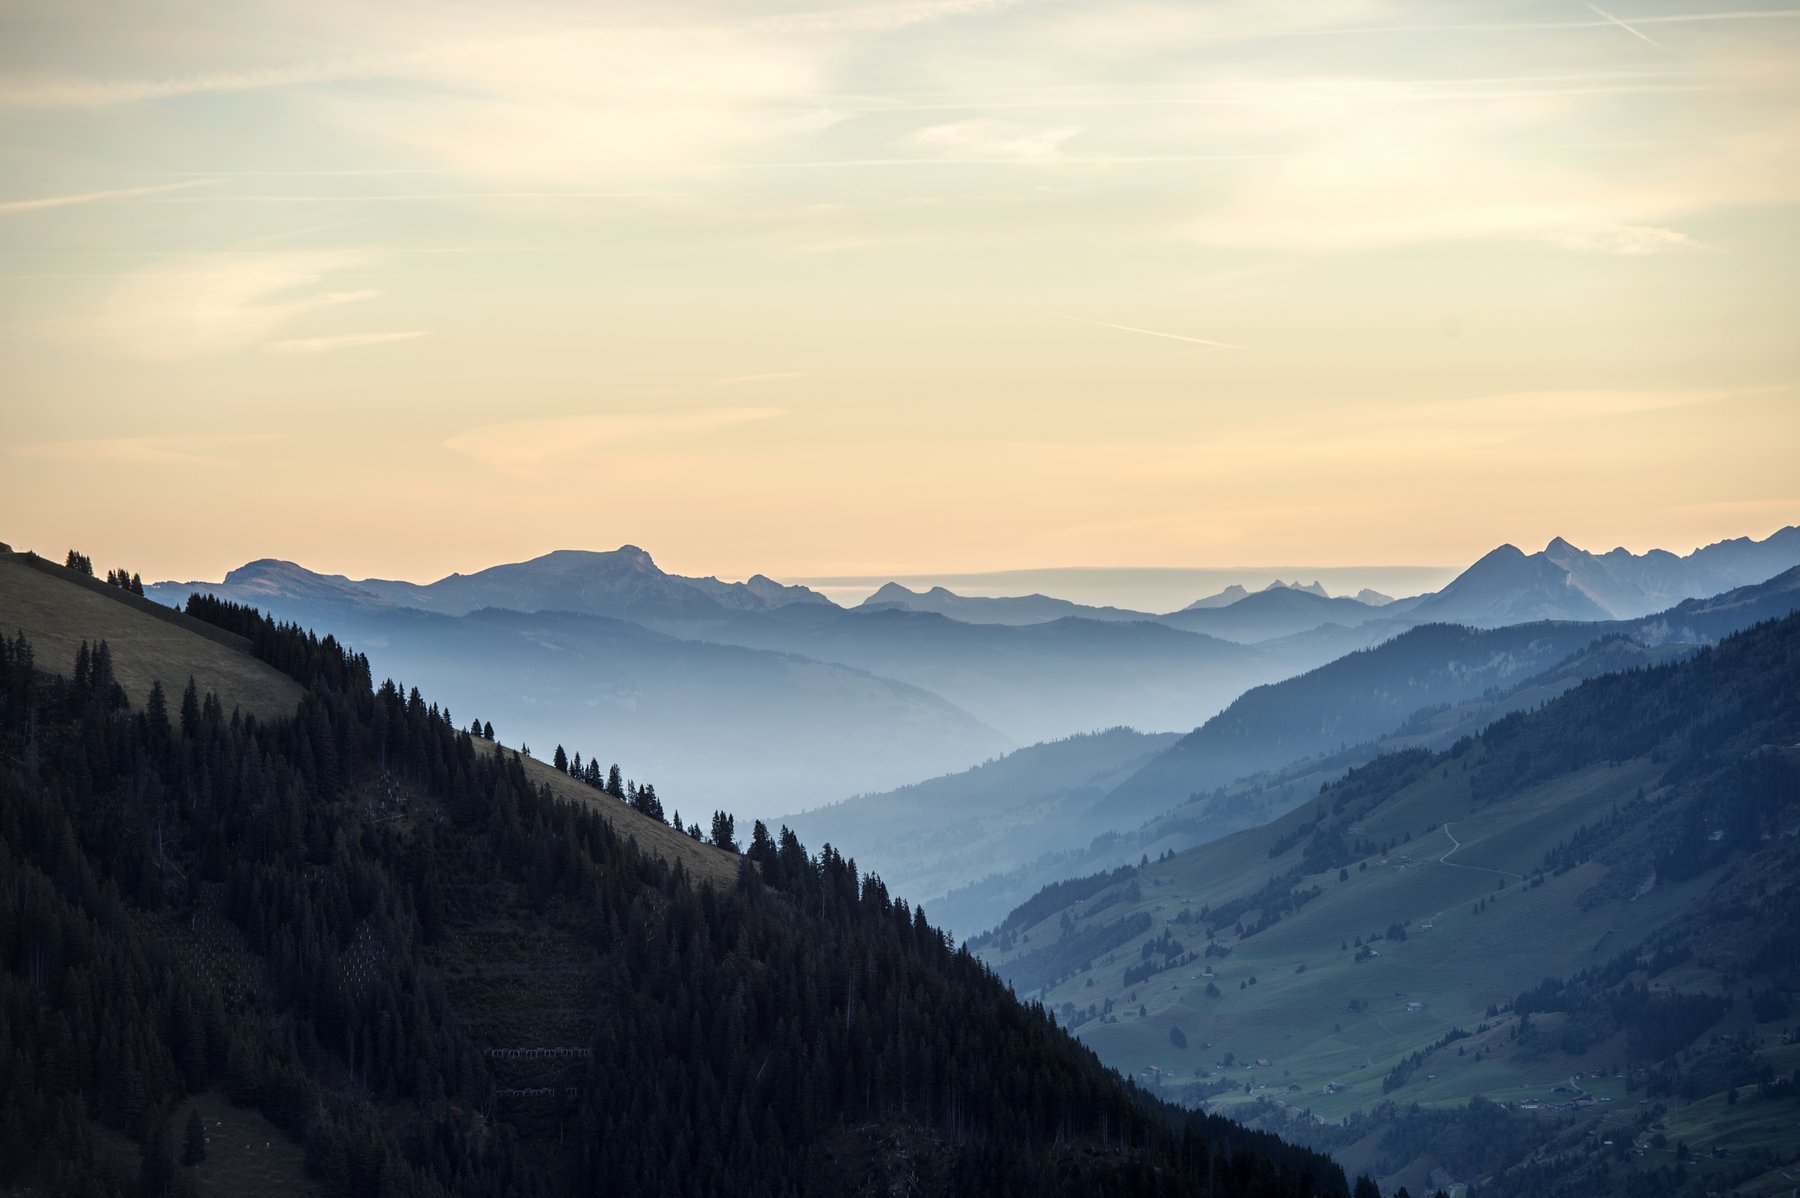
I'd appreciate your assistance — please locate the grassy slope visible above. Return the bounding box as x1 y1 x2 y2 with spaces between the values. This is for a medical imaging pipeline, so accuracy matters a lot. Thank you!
931 637 1695 945
976 616 1800 1191
0 551 303 721
496 743 743 888
984 751 1699 1120
4 551 734 888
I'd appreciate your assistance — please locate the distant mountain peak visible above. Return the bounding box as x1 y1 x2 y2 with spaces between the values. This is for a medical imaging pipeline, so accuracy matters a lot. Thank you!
1354 588 1395 606
863 582 920 605
1182 584 1249 610
223 557 301 582
1263 579 1329 598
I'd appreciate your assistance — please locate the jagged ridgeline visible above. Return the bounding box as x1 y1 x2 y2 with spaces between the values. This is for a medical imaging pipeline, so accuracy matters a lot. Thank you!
0 555 1346 1197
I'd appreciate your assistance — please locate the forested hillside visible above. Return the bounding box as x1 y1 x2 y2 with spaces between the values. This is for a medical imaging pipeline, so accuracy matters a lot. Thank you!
0 569 1350 1197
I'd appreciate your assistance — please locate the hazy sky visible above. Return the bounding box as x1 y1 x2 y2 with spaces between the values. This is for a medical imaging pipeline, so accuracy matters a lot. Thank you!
3 0 1796 585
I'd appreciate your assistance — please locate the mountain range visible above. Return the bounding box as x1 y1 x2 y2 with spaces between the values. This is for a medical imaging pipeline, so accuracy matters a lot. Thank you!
146 553 1274 815
836 566 1800 936
1404 527 1800 625
140 525 1800 826
162 546 834 621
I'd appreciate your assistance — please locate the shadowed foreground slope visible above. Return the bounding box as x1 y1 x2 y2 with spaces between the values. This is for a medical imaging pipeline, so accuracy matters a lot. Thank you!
0 565 1348 1197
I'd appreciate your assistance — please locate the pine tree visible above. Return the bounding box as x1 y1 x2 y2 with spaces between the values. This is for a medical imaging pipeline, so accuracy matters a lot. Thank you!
146 681 170 736
180 677 201 738
182 1108 207 1166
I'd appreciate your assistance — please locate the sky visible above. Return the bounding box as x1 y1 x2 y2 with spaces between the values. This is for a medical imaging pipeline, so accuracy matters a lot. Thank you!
2 0 1797 587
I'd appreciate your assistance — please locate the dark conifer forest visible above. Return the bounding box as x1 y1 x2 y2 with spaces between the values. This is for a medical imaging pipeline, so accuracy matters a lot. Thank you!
0 588 1350 1196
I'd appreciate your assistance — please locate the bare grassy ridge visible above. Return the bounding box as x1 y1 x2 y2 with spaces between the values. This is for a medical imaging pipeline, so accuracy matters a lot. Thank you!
0 552 303 721
478 734 744 888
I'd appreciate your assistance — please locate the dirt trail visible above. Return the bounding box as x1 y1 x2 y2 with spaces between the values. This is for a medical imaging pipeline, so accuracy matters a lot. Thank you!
1438 822 1524 880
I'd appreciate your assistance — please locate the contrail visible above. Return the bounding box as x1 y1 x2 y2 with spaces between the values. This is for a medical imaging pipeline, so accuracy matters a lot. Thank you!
1061 316 1250 352
0 178 216 215
1584 3 1667 47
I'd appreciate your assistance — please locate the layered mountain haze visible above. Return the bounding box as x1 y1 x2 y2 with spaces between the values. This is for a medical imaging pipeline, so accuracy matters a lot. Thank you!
1158 587 1402 645
810 565 1800 940
150 549 1293 810
148 554 1014 817
856 583 1153 626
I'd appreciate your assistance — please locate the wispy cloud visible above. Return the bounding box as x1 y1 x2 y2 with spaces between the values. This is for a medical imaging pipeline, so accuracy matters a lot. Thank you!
1061 316 1249 351
1170 70 1798 254
12 433 284 467
1290 8 1800 37
444 408 788 475
715 370 809 384
907 118 1084 160
66 253 382 359
269 330 431 353
745 0 1036 34
1529 221 1710 254
0 178 216 215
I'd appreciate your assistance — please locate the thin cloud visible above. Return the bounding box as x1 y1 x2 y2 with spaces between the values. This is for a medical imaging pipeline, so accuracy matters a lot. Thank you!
1062 316 1250 352
715 370 810 384
0 178 216 215
1294 8 1800 36
13 433 284 467
907 118 1085 161
76 253 382 359
269 331 432 353
1530 221 1711 254
745 0 1035 34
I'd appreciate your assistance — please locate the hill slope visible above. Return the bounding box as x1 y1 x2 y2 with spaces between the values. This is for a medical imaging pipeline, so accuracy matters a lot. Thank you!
975 613 1800 1197
0 559 1349 1198
1 549 302 721
1100 621 1611 828
1101 566 1800 834
778 727 1181 935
